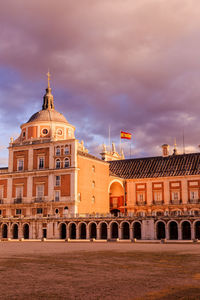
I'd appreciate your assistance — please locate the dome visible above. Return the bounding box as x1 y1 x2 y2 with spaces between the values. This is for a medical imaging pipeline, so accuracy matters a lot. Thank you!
27 109 68 124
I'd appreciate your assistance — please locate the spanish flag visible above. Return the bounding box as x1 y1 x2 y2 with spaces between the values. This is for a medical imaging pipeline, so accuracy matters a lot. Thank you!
121 131 132 140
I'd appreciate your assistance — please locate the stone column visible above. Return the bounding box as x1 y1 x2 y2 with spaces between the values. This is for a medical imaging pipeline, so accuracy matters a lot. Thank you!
86 224 90 239
8 223 12 239
166 224 169 240
178 223 182 240
97 225 101 240
107 226 111 240
191 223 195 240
18 223 23 239
119 226 122 239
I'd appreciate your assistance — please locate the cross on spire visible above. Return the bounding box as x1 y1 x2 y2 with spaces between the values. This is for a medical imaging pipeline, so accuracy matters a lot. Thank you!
47 70 51 88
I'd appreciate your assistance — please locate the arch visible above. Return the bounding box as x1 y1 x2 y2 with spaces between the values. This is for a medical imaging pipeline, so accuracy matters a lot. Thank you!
108 179 124 192
121 221 130 239
79 222 86 239
100 222 107 239
60 223 67 239
13 224 18 239
23 223 29 239
195 221 200 239
89 222 97 239
133 222 141 239
2 224 8 238
68 222 76 239
168 221 178 240
182 221 191 240
110 222 119 239
109 180 124 213
156 221 166 240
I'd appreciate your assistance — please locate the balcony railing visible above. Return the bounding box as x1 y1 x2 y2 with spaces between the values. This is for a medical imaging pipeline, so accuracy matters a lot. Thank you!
136 201 146 206
170 200 182 205
153 200 164 205
35 197 45 203
188 199 200 204
14 198 22 204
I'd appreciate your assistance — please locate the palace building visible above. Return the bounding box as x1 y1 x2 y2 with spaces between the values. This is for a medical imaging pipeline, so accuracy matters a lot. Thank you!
0 78 200 241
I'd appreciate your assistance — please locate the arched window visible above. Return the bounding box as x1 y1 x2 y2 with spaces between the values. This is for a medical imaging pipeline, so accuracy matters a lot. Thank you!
92 196 95 204
64 158 70 168
56 147 60 156
65 146 70 155
56 159 61 169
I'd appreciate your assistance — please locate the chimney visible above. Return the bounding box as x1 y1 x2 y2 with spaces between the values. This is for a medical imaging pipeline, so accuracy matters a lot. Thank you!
162 144 169 157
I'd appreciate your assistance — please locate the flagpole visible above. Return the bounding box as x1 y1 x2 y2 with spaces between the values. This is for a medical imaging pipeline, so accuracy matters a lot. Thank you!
108 125 111 151
120 130 121 154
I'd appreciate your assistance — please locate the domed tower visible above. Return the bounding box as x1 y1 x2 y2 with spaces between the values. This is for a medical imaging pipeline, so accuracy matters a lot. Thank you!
13 72 75 144
8 73 78 215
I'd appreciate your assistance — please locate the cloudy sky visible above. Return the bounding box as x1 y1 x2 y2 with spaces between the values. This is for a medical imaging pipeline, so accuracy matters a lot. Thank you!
0 0 200 166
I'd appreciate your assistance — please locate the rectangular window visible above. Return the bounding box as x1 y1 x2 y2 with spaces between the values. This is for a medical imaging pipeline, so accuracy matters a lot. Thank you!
154 192 161 201
18 159 24 171
55 190 60 202
16 209 21 215
190 190 198 200
37 208 43 214
39 157 44 169
137 193 144 201
16 186 23 199
172 191 179 201
0 187 3 200
36 185 44 201
55 176 60 186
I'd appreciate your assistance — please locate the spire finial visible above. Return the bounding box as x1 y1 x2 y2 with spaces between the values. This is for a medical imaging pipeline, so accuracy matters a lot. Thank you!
42 71 54 110
47 70 51 88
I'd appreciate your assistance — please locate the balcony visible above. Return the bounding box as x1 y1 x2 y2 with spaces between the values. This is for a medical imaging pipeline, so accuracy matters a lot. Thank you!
14 198 22 204
153 200 164 205
170 199 182 205
188 199 200 204
136 201 146 206
34 197 45 203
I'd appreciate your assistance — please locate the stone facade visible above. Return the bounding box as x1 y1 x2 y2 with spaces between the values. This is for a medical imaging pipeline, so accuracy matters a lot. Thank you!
0 81 200 240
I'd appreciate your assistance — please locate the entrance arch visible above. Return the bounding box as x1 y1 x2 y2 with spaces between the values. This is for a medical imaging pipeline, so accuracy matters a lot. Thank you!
109 181 124 213
79 223 86 239
111 222 119 239
89 223 97 239
69 223 76 239
195 221 200 239
60 223 67 239
23 224 29 239
169 221 178 240
13 224 18 239
100 222 107 239
156 221 166 239
121 222 130 239
133 222 141 239
2 224 7 238
182 221 191 240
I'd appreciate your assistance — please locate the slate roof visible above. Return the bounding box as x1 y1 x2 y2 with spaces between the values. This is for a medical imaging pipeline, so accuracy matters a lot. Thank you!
109 153 200 179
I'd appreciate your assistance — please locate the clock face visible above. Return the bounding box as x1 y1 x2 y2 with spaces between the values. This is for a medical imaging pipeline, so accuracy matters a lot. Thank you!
57 129 63 136
42 128 48 135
